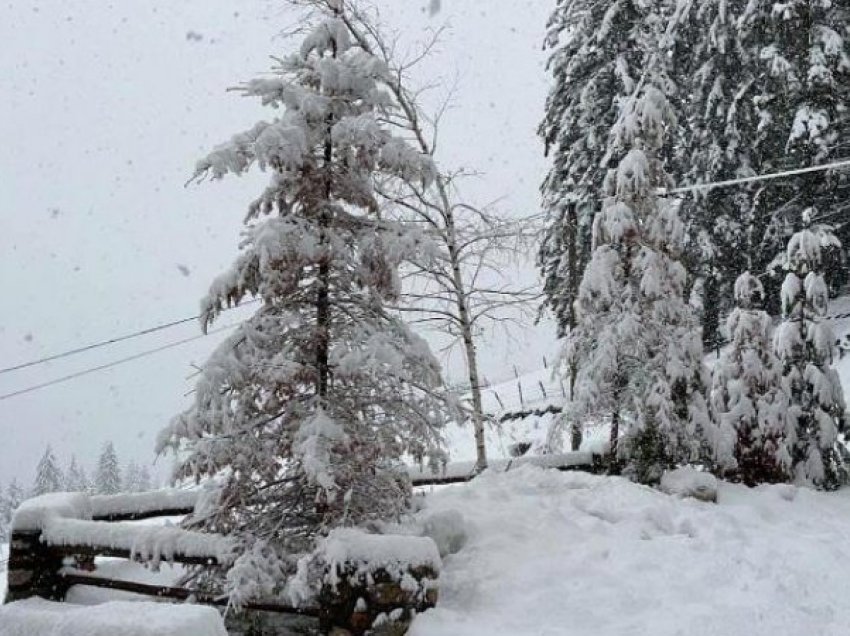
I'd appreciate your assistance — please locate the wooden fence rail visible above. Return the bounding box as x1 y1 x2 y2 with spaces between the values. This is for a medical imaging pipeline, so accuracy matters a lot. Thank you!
408 450 604 487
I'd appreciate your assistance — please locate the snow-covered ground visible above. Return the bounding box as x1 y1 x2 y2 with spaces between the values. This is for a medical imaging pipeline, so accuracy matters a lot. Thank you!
410 465 850 636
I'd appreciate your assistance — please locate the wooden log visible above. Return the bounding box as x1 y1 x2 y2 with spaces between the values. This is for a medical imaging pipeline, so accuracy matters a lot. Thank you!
91 507 196 523
60 573 319 617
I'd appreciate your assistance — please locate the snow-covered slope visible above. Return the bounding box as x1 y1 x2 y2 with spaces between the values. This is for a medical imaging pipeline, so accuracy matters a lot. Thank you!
411 465 850 636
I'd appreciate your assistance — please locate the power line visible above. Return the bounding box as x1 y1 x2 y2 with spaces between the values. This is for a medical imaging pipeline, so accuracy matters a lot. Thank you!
661 157 850 196
2 159 848 384
0 323 238 402
0 300 260 376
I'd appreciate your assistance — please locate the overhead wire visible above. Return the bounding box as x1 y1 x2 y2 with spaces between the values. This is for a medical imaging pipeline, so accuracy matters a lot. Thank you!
1 156 849 400
0 322 239 402
0 299 260 376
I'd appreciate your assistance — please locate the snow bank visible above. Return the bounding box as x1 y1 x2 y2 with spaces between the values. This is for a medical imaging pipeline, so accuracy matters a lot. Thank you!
660 466 718 502
408 465 850 636
0 598 227 636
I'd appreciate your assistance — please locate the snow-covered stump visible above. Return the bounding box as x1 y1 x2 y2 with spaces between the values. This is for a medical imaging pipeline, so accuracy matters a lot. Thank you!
307 530 441 636
660 468 718 503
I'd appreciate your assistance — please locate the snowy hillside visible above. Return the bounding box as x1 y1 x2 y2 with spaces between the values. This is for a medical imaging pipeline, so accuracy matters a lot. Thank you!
410 466 850 636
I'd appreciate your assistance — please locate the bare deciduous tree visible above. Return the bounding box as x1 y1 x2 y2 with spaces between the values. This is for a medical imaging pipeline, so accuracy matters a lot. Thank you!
288 0 540 470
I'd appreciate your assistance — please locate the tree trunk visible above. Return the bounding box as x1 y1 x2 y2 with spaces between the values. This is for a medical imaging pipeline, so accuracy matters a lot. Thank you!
316 39 337 401
609 410 620 472
446 217 487 471
566 201 582 451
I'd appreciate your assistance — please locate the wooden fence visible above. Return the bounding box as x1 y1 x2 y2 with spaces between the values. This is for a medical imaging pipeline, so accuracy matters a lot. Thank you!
4 490 316 616
4 489 440 635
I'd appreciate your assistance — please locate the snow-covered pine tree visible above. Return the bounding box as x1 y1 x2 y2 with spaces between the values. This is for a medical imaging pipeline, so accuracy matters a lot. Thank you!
673 0 765 348
709 272 794 485
675 0 850 333
774 211 847 488
749 0 850 271
1 480 23 541
538 0 681 343
562 85 710 483
157 9 454 601
32 445 63 497
65 456 91 493
94 442 122 495
137 464 152 492
123 461 142 493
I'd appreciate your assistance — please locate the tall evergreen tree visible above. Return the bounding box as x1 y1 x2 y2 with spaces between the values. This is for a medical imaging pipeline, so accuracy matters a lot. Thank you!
65 456 91 493
677 0 850 337
95 442 122 495
562 85 710 483
773 211 846 487
32 445 63 497
710 272 794 484
1 479 24 540
157 10 454 600
137 464 153 492
538 0 681 342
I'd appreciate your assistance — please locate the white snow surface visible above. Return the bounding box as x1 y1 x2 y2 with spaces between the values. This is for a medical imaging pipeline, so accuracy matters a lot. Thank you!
409 465 850 636
0 598 226 636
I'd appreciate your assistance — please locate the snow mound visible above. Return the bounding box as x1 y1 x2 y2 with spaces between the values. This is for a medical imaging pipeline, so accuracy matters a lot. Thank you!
0 598 227 636
660 466 718 502
417 509 468 557
408 465 850 636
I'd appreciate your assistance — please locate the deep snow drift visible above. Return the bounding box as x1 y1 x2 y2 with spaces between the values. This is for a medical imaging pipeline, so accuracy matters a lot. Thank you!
410 465 850 636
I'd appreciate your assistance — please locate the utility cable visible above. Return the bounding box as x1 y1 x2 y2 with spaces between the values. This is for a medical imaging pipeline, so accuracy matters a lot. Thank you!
0 300 259 376
660 157 850 196
0 323 238 402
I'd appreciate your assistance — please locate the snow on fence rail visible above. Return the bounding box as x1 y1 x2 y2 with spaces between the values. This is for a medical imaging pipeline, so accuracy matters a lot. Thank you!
408 451 603 486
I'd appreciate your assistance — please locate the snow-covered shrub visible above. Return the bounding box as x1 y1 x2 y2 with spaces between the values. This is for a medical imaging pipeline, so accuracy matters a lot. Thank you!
156 7 456 603
288 528 440 635
709 273 794 485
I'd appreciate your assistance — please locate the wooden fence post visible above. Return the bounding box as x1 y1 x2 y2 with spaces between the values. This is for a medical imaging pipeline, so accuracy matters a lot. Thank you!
5 530 68 603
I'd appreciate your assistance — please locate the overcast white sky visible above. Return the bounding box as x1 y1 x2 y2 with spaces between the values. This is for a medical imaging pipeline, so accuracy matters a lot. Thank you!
0 0 554 486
